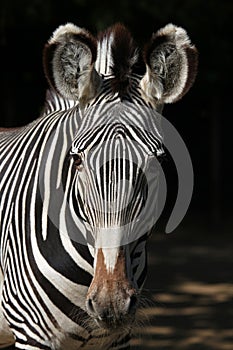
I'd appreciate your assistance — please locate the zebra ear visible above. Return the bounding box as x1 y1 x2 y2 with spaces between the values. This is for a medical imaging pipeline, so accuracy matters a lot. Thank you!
43 23 101 104
141 24 198 104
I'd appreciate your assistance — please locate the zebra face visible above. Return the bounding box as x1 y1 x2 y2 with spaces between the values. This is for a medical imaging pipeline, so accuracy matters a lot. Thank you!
72 119 159 241
69 114 161 328
43 22 197 328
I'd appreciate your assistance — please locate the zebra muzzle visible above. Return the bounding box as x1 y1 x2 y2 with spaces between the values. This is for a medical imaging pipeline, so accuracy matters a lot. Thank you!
86 248 137 328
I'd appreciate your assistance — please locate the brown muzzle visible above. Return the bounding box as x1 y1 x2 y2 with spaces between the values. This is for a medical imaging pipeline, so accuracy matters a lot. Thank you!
86 248 137 328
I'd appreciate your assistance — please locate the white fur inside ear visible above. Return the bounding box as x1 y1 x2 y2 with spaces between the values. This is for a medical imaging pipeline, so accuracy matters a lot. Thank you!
141 23 197 104
140 68 163 105
49 23 88 44
157 24 192 103
163 49 188 104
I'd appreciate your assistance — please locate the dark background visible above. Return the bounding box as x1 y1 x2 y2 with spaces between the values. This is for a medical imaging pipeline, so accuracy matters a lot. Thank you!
1 1 232 349
1 0 232 235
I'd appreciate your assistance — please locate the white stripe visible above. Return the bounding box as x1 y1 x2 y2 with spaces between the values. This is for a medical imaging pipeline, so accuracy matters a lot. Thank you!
102 247 119 273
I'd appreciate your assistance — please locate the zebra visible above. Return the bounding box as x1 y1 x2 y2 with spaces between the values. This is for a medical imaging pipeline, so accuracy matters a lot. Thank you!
0 22 198 349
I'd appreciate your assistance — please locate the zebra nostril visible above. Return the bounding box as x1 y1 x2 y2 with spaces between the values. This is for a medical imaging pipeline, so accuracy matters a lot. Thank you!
86 298 95 315
128 294 138 313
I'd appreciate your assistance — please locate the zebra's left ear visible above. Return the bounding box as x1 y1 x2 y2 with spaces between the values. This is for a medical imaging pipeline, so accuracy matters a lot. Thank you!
141 24 198 104
43 23 101 104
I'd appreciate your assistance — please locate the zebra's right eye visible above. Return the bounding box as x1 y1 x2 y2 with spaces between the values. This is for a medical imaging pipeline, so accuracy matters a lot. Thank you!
72 154 82 168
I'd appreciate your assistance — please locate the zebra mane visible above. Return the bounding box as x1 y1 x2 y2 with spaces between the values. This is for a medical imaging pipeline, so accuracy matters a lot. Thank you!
97 24 139 95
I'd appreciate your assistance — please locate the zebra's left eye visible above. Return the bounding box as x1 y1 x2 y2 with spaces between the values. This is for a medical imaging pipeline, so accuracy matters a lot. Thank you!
72 154 82 168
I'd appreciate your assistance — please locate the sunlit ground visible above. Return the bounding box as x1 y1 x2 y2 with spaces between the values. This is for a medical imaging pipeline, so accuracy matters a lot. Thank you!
132 224 233 349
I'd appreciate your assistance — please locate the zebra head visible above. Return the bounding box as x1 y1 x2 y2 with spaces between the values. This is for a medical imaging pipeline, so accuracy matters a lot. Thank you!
43 23 198 329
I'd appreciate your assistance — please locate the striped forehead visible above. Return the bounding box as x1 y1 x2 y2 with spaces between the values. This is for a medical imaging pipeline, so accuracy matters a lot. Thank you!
71 103 164 156
72 123 160 158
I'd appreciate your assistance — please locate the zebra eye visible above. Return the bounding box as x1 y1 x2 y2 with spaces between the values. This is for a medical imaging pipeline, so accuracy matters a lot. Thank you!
72 154 82 168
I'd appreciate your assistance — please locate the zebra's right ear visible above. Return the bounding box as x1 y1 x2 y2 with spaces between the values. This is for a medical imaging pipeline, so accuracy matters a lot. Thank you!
140 24 198 105
43 23 101 105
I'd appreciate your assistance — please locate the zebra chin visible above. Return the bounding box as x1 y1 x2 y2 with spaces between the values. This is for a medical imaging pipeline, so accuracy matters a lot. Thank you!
89 312 137 331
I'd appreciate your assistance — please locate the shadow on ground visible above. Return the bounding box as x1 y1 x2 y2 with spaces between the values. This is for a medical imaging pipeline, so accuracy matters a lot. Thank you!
132 225 233 350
